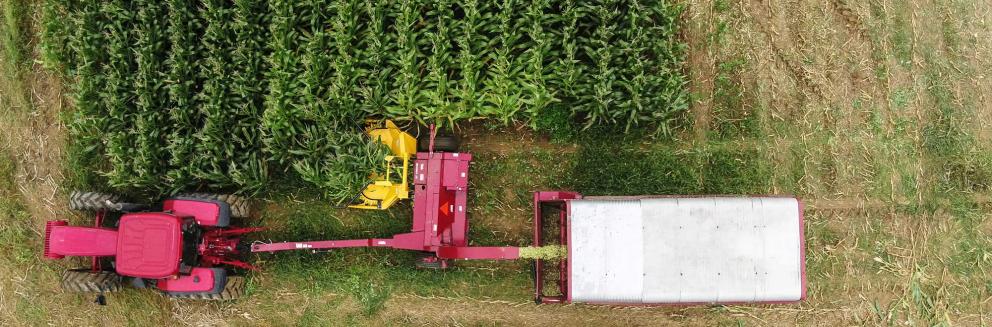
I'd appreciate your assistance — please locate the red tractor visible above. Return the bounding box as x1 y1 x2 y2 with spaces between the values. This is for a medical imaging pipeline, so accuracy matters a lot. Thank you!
44 191 261 302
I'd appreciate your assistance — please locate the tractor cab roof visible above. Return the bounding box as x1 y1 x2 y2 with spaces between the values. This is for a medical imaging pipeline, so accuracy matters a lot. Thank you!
115 212 183 278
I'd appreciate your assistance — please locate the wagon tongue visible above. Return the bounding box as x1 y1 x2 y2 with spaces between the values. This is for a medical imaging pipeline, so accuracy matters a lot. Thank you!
250 237 524 260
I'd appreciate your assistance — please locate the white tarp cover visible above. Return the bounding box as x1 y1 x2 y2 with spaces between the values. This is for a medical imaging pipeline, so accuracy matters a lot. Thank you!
568 197 803 304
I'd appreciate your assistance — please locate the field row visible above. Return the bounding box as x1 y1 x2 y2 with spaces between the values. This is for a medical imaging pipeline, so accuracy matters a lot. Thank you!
42 0 688 197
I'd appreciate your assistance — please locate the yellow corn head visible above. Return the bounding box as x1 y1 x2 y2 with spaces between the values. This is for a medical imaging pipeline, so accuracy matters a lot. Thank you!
349 120 416 210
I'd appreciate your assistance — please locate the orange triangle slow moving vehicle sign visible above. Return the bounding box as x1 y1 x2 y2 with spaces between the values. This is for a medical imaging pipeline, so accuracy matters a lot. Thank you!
440 201 450 215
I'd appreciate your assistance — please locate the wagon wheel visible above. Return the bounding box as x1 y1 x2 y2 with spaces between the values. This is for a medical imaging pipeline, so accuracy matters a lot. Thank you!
175 193 250 219
414 253 446 270
166 276 246 301
417 135 459 152
61 269 123 293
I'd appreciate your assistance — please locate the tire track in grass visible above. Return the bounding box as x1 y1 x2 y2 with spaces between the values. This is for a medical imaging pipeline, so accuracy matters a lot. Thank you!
685 0 717 142
741 1 828 104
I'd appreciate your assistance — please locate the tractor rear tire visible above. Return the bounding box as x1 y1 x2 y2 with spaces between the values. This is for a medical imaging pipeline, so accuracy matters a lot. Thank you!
61 270 123 293
175 193 250 219
69 191 125 212
417 135 459 152
166 276 246 301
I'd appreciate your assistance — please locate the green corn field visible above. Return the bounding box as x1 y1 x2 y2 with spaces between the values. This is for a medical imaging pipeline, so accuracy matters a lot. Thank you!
42 0 689 199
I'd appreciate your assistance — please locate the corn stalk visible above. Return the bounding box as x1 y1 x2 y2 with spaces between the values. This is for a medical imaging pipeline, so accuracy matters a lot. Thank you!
193 0 236 187
100 0 136 189
386 0 425 119
262 0 304 165
578 0 620 129
644 0 689 136
131 0 169 190
422 0 453 126
227 0 271 192
482 0 525 124
39 0 74 74
327 0 362 124
551 0 582 115
521 0 557 126
164 0 203 192
452 0 486 120
357 1 392 117
64 0 107 189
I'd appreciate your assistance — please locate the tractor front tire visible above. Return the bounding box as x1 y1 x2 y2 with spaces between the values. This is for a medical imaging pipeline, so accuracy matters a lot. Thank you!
61 270 123 293
176 193 250 219
166 276 246 301
69 191 125 212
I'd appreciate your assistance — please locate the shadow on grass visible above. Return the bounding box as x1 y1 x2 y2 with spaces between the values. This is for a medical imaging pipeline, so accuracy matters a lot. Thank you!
252 195 534 313
569 131 772 196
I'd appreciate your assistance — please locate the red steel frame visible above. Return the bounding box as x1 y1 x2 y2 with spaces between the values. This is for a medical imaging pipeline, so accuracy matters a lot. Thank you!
93 210 106 272
531 191 581 304
199 227 264 270
251 147 520 262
